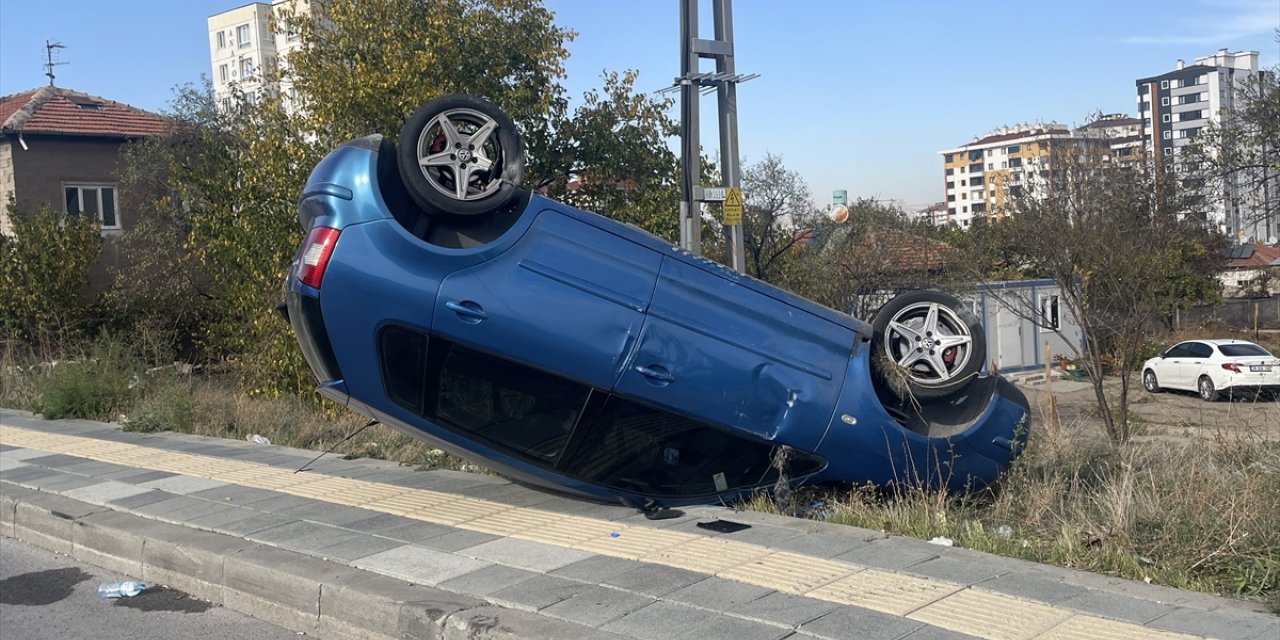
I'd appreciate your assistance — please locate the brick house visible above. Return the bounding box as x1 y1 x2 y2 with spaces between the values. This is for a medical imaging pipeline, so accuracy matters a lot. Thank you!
0 86 166 286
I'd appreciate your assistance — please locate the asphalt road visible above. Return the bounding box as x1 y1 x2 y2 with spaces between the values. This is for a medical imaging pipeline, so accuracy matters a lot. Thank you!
0 535 299 640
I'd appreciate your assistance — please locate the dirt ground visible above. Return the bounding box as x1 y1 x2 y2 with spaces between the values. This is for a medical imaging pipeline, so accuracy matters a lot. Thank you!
1016 374 1280 443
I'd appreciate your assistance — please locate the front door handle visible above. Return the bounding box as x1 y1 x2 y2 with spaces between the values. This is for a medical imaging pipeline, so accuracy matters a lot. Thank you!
445 300 488 323
635 365 675 385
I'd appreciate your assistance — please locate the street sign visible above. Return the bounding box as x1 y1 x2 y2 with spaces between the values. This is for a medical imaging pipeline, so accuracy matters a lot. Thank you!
702 187 726 202
723 187 743 225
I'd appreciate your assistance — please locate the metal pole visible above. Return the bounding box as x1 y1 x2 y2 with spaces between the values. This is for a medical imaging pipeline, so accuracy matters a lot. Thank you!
678 0 701 255
712 0 744 273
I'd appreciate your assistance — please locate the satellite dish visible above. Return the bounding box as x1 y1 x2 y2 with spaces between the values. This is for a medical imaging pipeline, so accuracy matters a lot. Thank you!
828 205 849 224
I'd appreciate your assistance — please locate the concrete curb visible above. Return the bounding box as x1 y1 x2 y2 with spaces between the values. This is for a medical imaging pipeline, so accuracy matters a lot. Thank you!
1 481 624 640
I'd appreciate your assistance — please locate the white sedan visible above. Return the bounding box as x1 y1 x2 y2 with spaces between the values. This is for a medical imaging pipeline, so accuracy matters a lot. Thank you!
1142 339 1280 401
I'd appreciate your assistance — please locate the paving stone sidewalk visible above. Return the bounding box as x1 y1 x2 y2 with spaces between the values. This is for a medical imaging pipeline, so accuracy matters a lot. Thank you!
1 408 1275 640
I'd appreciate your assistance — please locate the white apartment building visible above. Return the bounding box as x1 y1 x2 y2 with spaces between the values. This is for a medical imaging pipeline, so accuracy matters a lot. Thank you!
1136 50 1271 241
208 1 308 112
936 123 1073 228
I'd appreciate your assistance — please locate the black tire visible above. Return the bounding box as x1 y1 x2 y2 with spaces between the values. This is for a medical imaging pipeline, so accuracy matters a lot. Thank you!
1142 369 1161 393
1198 376 1218 402
397 94 524 218
872 291 986 401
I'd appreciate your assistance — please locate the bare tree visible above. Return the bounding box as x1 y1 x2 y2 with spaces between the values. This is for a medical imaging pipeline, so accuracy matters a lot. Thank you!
1003 142 1222 443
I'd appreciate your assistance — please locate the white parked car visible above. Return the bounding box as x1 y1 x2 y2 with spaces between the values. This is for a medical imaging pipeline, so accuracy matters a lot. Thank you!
1142 339 1280 401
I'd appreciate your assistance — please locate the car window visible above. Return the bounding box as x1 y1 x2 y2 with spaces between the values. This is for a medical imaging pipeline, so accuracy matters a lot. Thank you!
380 332 594 465
1164 343 1194 358
1218 343 1271 357
1189 343 1214 358
560 396 823 498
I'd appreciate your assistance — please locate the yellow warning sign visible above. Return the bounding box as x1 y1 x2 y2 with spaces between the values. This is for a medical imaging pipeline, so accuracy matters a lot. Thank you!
723 187 743 225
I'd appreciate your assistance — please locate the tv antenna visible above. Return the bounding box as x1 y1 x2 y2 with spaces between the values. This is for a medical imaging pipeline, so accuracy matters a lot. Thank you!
44 41 68 86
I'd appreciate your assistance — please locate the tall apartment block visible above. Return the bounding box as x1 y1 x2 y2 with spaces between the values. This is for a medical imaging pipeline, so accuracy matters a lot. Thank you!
1136 50 1269 241
208 1 308 112
936 123 1072 228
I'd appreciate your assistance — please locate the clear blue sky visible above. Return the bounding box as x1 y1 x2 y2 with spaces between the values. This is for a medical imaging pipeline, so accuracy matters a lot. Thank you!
2 0 1276 208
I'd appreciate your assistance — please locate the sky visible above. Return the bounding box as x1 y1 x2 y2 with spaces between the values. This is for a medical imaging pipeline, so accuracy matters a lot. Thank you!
2 0 1277 209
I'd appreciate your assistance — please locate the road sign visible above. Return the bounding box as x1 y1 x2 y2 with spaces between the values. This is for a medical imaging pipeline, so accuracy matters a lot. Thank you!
702 187 726 202
723 187 743 225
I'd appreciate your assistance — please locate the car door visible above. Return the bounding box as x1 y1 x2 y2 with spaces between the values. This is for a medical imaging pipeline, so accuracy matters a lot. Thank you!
433 211 661 391
1158 342 1196 389
613 257 854 451
1186 342 1215 385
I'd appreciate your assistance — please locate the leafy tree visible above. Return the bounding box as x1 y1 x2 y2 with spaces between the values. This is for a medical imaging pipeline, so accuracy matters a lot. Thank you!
734 153 821 283
538 70 682 241
0 202 103 343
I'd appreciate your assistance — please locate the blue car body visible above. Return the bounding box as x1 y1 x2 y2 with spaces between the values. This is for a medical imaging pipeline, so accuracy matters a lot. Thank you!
284 135 1030 507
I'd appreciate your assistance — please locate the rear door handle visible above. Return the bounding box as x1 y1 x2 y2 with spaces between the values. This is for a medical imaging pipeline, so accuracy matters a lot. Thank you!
445 300 488 323
635 365 675 384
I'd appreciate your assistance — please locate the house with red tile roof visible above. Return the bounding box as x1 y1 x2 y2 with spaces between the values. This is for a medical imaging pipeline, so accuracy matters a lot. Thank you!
1220 244 1280 297
1 86 166 285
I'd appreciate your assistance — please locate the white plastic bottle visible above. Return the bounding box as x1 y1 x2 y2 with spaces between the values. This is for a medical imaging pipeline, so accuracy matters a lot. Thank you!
98 581 146 598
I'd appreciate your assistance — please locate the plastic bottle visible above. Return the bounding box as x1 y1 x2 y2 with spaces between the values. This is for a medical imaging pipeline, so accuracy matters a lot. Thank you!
98 581 146 598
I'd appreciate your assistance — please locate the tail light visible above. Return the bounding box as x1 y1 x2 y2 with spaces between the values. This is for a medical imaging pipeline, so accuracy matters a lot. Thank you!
1221 363 1242 373
297 226 340 289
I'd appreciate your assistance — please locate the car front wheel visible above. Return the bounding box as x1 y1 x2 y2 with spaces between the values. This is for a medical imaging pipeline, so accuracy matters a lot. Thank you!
1142 369 1161 393
397 94 525 218
872 291 986 401
1198 376 1218 402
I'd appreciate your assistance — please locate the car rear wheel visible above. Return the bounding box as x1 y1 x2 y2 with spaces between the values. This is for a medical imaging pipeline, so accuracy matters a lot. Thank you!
1198 376 1218 402
1142 369 1161 393
397 94 525 218
872 291 986 401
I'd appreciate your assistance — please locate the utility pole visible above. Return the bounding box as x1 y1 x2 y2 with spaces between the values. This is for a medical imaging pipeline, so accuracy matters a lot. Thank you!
665 0 757 272
43 41 68 86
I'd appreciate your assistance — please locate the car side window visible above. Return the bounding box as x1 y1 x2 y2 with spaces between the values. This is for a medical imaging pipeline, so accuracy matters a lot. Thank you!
1165 343 1193 358
380 329 593 465
560 396 824 498
1189 343 1213 358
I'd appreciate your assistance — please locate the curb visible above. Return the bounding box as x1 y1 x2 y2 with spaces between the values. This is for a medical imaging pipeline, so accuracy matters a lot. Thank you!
0 481 623 640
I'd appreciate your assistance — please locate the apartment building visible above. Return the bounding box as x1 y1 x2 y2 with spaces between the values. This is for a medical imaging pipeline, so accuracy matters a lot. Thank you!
1136 49 1270 241
936 123 1072 228
207 1 308 112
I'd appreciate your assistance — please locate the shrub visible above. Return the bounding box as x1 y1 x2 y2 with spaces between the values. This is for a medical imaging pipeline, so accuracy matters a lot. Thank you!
36 338 141 421
0 202 103 343
124 376 195 433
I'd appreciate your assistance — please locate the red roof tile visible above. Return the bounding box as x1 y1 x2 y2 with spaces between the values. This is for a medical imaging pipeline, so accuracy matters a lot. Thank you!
1 86 166 139
1225 244 1280 269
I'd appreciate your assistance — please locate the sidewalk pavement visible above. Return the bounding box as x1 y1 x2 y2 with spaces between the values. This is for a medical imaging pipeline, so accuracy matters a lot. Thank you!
1 408 1275 640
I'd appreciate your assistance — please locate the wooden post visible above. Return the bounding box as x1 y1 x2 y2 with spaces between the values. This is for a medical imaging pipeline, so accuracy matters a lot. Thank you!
1254 302 1260 342
1043 340 1060 442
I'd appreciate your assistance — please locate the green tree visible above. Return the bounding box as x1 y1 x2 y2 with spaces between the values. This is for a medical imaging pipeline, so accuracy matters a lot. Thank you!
0 203 103 343
538 70 682 241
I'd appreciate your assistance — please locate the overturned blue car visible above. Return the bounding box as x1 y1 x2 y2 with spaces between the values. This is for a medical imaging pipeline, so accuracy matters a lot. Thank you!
282 95 1030 507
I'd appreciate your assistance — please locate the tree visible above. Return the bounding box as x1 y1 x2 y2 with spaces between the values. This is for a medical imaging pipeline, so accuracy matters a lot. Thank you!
735 153 820 283
537 70 682 241
1003 144 1222 443
0 202 102 343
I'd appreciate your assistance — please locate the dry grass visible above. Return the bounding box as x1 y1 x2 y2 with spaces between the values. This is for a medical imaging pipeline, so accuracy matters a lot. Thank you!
747 410 1280 612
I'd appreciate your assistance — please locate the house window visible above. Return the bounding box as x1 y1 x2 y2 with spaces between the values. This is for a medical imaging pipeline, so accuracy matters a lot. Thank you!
239 56 254 80
1161 97 1169 106
1160 80 1169 89
237 23 251 48
64 184 119 229
945 168 954 176
219 64 229 83
1163 131 1172 139
217 31 226 49
1162 114 1171 122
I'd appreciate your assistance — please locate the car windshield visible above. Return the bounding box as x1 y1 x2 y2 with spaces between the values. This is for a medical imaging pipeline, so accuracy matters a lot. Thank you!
1218 344 1271 357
